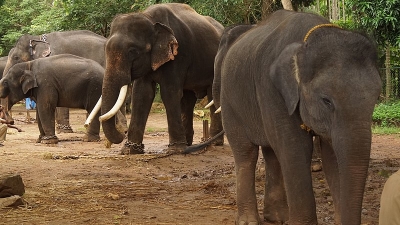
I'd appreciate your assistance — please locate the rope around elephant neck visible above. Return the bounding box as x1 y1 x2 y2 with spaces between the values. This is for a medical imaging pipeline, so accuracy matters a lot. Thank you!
303 24 341 42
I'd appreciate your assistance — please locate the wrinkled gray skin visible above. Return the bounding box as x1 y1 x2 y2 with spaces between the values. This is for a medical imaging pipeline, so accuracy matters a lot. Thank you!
217 10 381 225
0 56 7 78
101 3 224 154
4 30 106 133
0 54 125 144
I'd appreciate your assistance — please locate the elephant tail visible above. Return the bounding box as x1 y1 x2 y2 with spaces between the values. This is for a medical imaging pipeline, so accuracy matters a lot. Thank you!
183 130 225 154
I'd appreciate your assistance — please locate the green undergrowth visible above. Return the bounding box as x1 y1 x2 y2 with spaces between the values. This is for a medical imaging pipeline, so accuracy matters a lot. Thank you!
372 101 400 134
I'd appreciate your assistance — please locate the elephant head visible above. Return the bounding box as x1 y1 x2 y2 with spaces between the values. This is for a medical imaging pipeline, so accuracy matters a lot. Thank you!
0 62 37 109
100 13 178 144
4 35 50 74
270 29 381 224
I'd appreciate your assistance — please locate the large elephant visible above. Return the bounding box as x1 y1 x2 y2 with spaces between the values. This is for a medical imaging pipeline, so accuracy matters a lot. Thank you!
99 3 224 154
216 10 381 224
0 54 112 144
4 30 106 133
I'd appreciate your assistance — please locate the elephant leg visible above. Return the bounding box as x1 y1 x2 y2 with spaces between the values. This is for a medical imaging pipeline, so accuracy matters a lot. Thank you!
232 142 260 224
261 146 289 223
37 105 58 144
36 110 45 143
55 107 73 133
277 137 317 225
160 84 187 154
83 112 101 142
207 88 223 145
320 137 341 223
180 90 197 146
123 78 156 155
224 114 261 224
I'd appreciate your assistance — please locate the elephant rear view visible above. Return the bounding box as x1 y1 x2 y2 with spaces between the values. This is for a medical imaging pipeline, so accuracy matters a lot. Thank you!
0 54 107 144
100 3 224 154
218 10 381 224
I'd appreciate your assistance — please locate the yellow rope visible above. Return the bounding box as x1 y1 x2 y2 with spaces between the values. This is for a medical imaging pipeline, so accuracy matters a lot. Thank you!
303 23 341 42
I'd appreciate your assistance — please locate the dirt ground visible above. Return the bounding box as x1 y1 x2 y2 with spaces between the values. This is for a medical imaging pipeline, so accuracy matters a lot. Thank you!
0 103 399 225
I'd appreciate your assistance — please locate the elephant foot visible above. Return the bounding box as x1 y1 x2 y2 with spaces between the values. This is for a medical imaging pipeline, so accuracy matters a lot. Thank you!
38 135 59 144
211 137 224 146
120 141 145 155
165 142 187 154
56 123 73 134
82 134 100 142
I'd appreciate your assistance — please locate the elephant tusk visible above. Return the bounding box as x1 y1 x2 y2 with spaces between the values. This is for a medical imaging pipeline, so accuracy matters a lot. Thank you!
99 85 128 122
204 100 214 109
215 106 221 113
84 96 102 128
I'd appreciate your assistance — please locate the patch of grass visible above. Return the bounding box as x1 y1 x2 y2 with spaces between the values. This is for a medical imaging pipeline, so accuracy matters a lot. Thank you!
373 101 400 127
146 127 167 133
372 126 400 134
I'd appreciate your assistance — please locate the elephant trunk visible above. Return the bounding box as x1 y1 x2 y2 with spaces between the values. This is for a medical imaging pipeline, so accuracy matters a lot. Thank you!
333 122 372 224
101 72 129 144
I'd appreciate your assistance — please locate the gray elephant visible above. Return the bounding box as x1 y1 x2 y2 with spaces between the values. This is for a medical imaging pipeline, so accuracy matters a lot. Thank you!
0 54 108 144
0 56 7 78
215 10 381 224
97 3 224 154
4 30 106 133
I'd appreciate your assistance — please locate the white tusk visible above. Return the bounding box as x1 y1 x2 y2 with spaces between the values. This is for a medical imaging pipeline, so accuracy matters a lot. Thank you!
204 100 214 109
99 85 128 122
215 106 221 113
84 96 102 127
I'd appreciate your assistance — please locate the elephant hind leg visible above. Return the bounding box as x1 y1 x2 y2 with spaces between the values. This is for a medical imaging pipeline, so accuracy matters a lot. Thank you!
180 90 197 146
56 107 73 133
261 146 289 223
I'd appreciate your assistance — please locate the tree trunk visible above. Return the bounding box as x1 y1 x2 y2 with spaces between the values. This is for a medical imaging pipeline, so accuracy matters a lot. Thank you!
262 0 275 20
281 0 294 10
385 43 391 102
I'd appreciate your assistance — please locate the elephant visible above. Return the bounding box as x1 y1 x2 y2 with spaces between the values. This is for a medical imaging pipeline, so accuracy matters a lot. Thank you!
0 56 7 78
0 54 112 144
3 30 106 133
97 3 224 154
215 10 381 224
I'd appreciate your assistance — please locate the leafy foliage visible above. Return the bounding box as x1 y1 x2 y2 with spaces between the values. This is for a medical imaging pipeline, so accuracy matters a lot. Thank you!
373 101 400 127
348 0 400 47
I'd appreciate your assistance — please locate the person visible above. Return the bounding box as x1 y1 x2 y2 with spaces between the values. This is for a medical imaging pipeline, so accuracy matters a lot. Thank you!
379 169 400 225
0 104 22 146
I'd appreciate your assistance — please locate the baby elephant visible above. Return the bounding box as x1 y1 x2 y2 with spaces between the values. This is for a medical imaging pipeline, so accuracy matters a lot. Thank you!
0 54 114 144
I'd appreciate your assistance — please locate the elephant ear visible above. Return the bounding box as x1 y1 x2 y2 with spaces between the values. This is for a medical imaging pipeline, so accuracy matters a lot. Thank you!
269 42 304 115
151 22 179 71
31 41 51 58
21 70 38 94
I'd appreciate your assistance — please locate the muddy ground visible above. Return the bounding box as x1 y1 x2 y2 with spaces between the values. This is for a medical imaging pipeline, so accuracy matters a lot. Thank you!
0 103 399 225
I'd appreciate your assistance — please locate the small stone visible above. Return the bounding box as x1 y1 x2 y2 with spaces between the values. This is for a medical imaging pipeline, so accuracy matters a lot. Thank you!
311 164 322 172
0 195 25 208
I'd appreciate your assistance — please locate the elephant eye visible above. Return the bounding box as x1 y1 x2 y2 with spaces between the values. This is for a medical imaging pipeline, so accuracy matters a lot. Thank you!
129 48 139 58
322 97 334 109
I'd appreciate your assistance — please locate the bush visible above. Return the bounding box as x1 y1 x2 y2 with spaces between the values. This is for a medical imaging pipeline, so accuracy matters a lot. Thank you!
373 101 400 127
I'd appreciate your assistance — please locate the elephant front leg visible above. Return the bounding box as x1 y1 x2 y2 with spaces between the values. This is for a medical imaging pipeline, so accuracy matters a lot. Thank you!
261 146 289 223
160 85 187 154
55 107 73 133
37 105 58 144
123 79 156 155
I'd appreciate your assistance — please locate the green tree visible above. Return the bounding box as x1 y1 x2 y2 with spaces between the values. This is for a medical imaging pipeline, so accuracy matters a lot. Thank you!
349 0 400 101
